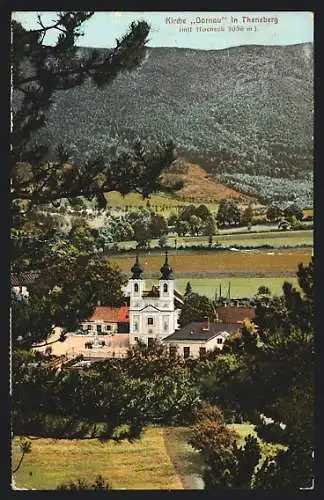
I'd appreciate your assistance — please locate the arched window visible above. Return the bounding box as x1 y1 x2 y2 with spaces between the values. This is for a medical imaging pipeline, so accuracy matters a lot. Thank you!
134 283 139 293
163 283 168 293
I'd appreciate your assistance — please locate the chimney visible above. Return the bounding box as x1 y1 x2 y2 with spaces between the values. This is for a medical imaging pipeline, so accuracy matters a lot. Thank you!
202 316 210 331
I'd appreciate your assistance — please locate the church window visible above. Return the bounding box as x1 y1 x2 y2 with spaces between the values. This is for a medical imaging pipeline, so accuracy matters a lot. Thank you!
217 338 223 344
164 321 168 331
134 322 138 331
148 337 154 347
134 283 139 293
148 317 154 325
163 283 168 293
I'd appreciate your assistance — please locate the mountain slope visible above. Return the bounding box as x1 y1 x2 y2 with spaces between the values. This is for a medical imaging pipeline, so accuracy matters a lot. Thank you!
162 160 255 203
24 43 313 178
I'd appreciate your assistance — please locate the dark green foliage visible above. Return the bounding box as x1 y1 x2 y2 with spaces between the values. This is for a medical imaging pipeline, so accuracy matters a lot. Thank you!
12 224 127 346
266 204 282 222
253 446 314 489
254 419 288 445
176 204 216 237
19 42 313 182
241 203 254 226
57 475 111 490
184 281 193 296
124 209 168 247
13 340 200 438
283 203 304 221
179 292 216 327
189 407 261 489
11 14 180 209
216 199 241 228
174 219 189 237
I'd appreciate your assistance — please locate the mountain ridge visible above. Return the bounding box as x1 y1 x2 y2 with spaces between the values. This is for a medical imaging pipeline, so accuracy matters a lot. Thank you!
25 42 313 179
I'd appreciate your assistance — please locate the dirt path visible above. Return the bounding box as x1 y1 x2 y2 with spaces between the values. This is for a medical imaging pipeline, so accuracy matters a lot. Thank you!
163 427 204 490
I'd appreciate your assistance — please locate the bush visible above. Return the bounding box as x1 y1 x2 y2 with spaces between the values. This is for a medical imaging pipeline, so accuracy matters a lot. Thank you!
57 475 111 490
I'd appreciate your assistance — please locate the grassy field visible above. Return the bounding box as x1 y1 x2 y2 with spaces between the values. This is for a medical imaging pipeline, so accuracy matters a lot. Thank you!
110 248 312 277
12 424 284 490
115 230 313 251
166 277 299 298
12 428 183 490
104 191 219 214
185 230 313 248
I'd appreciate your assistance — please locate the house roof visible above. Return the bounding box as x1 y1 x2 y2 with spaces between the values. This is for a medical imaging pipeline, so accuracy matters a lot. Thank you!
11 271 40 287
216 307 255 324
174 290 184 302
174 297 184 309
117 306 130 323
163 322 241 342
88 306 129 323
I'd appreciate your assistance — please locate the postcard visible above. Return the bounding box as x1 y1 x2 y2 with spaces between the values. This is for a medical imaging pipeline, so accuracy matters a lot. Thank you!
11 11 314 491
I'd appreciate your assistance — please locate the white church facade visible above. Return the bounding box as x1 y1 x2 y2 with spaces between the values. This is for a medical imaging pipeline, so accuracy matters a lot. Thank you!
124 253 184 346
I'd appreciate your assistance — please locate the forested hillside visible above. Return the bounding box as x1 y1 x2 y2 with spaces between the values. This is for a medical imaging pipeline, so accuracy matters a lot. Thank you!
20 43 313 180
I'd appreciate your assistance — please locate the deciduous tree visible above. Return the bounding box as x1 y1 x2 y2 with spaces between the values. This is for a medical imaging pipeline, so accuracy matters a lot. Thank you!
179 293 216 327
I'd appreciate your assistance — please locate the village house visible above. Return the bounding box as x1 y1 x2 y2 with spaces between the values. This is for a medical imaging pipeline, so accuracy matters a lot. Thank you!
163 318 241 359
11 271 40 298
81 305 130 334
215 306 255 324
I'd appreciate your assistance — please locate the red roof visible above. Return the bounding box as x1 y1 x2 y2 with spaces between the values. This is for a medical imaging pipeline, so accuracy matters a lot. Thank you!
88 306 129 323
216 307 255 324
117 306 129 323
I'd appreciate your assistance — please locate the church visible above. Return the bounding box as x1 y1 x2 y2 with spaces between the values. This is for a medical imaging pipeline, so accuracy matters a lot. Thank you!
123 253 184 346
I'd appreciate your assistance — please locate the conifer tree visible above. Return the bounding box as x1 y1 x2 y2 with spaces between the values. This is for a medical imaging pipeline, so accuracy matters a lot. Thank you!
11 12 181 211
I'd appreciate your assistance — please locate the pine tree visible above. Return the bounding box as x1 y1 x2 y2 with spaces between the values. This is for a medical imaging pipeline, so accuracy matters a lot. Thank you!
11 13 181 211
184 281 193 296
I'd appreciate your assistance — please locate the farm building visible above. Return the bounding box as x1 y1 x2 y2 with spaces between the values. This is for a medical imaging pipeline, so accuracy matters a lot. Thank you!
81 306 130 334
163 318 241 359
215 306 255 324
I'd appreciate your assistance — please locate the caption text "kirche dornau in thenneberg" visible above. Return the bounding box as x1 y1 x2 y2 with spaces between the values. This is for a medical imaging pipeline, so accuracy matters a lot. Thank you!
165 15 279 32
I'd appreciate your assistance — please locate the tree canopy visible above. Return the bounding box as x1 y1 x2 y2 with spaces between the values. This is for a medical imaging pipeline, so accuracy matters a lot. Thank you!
194 259 314 489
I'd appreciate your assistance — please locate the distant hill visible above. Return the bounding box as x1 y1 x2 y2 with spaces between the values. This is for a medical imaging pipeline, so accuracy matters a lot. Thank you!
20 43 313 179
161 159 255 203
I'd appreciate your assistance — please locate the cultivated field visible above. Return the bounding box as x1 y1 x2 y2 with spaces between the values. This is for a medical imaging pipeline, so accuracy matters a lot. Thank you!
110 248 312 278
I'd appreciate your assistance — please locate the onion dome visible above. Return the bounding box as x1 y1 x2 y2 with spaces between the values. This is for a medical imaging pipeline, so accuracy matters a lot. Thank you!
160 251 173 280
131 254 143 279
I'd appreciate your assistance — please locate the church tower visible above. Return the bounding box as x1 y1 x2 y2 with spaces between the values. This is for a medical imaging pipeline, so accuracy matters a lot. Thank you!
129 255 145 339
159 251 174 309
128 252 181 346
159 251 177 335
129 254 144 299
